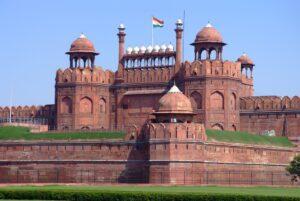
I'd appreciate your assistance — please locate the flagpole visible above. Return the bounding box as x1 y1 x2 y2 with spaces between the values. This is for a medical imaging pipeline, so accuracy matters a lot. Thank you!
151 16 154 46
9 87 12 124
183 10 186 61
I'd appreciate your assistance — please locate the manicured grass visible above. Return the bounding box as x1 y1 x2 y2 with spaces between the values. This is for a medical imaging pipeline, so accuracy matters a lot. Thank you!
0 126 124 140
0 185 300 197
206 129 294 147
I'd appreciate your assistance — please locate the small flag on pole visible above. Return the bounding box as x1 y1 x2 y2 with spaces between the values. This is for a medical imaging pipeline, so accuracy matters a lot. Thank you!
152 16 164 28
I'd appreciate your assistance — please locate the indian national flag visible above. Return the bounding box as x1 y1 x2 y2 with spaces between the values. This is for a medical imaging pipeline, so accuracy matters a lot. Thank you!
152 16 164 28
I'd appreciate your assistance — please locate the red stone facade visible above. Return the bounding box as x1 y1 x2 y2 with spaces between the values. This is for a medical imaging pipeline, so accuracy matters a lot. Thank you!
0 20 299 185
0 21 299 137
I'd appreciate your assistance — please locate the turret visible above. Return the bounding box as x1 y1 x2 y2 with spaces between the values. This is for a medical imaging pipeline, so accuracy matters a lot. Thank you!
175 19 183 73
191 23 226 61
117 24 126 80
66 33 99 68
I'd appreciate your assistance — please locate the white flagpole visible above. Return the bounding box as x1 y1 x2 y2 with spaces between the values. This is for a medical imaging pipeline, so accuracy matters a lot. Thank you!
9 87 12 124
151 17 154 46
183 10 186 61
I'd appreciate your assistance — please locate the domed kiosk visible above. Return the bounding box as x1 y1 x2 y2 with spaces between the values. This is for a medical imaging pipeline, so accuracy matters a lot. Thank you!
237 53 255 78
153 83 194 123
191 23 226 61
66 33 99 68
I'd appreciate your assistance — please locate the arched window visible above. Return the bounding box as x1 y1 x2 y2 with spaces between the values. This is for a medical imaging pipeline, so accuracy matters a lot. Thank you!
210 91 224 109
212 123 224 130
230 93 237 110
200 49 206 60
80 97 93 114
99 98 106 113
195 51 199 60
155 58 159 66
190 91 202 109
209 49 217 60
61 97 72 114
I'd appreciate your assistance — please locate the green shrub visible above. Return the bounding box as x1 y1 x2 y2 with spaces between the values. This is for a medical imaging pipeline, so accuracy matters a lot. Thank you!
0 189 299 201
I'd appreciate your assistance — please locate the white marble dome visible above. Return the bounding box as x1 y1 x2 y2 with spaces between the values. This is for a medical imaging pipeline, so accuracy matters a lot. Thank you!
160 44 167 52
153 45 160 52
166 44 174 52
146 45 153 53
126 47 133 54
133 46 139 54
139 46 146 53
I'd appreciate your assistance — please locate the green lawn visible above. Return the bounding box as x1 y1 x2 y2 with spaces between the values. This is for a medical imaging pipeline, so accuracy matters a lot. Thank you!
0 185 300 197
0 126 294 148
0 126 124 140
206 129 294 147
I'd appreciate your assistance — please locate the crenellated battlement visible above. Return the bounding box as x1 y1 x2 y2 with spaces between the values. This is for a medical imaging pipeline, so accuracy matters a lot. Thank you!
56 66 114 84
183 60 242 79
148 122 207 141
240 96 300 110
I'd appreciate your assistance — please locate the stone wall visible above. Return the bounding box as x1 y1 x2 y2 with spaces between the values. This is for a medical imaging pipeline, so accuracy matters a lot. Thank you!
0 140 148 183
240 96 300 136
0 136 298 184
146 122 298 184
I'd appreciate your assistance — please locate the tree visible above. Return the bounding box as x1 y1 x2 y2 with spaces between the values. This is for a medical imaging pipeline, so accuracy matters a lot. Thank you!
286 155 300 182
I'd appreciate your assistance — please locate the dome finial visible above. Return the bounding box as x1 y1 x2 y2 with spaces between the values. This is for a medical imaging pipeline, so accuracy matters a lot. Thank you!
168 81 181 93
79 33 86 38
206 21 212 28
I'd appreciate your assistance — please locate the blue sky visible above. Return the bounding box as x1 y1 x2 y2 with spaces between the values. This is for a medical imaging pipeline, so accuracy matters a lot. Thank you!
0 0 299 106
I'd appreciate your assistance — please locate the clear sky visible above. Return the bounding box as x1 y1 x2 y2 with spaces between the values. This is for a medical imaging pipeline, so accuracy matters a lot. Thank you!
0 0 299 106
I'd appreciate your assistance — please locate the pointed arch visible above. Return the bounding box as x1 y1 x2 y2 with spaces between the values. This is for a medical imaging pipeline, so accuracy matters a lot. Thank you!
80 97 93 114
291 96 300 109
230 92 237 110
190 91 202 109
99 98 106 113
210 91 224 109
61 96 72 114
211 123 224 130
281 96 291 110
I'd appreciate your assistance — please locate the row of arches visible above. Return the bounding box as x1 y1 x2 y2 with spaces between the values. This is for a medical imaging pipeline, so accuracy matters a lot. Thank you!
124 56 175 68
0 105 54 118
61 96 106 114
189 91 236 110
195 48 222 61
241 67 253 78
69 54 96 68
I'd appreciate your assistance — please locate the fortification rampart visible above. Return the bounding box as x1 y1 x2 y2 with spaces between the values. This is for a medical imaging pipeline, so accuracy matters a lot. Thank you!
240 96 300 137
56 67 114 84
0 138 298 184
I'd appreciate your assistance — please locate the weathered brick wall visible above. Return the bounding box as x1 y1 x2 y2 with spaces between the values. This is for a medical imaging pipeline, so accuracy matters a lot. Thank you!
240 96 300 136
240 112 300 137
0 140 148 183
147 122 299 184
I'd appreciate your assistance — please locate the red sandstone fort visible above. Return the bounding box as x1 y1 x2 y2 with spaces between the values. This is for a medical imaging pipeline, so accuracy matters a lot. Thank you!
0 20 299 185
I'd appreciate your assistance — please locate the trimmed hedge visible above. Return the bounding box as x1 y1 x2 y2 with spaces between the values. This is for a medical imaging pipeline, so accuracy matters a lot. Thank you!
0 189 300 201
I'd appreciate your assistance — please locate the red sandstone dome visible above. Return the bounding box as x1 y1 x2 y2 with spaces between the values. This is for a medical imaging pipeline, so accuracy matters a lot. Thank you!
237 53 254 66
155 84 194 114
69 34 96 53
195 23 223 43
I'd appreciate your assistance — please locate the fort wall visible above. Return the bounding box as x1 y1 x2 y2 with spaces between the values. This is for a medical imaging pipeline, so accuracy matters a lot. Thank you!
240 96 300 136
0 123 298 185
